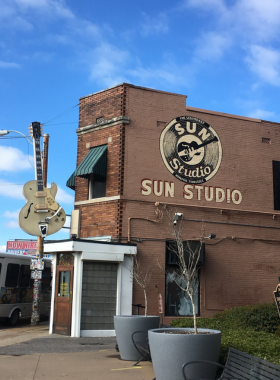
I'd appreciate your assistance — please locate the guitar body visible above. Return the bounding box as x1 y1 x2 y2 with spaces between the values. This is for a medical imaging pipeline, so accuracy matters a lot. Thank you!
18 180 66 236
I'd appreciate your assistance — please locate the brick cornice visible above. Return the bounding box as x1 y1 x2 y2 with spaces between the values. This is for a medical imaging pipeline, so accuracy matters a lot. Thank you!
77 116 130 136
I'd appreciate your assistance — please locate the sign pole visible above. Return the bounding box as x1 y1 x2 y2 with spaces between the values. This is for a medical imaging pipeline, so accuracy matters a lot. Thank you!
31 130 49 325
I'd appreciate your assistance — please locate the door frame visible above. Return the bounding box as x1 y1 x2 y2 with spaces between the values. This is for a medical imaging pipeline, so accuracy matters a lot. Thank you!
53 264 74 335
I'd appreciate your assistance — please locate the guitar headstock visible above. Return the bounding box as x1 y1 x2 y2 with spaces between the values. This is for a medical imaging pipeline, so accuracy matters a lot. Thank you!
28 122 43 139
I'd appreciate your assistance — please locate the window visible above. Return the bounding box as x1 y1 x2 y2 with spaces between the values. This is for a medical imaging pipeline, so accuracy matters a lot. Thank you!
18 265 31 287
5 264 20 287
41 267 51 291
273 161 280 210
165 267 199 317
165 240 201 317
89 173 106 199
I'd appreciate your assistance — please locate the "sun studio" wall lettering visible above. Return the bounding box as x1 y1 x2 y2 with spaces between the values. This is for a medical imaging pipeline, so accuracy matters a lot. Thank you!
141 179 242 205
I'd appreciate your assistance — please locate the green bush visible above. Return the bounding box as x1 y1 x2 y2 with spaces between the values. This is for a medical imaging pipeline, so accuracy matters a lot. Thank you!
170 303 280 365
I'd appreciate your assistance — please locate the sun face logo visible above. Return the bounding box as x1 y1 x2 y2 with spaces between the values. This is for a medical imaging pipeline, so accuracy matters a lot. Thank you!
159 116 222 184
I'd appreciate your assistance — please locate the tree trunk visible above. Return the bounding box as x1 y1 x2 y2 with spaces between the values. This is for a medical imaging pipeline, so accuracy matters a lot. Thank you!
190 293 197 334
144 288 147 316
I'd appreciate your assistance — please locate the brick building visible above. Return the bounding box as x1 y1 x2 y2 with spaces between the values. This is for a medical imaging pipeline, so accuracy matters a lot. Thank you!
60 83 280 334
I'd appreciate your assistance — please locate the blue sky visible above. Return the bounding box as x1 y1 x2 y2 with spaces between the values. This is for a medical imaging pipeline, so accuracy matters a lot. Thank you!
1 0 280 250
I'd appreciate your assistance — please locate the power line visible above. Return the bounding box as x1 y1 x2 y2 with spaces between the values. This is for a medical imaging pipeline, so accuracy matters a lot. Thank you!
44 122 78 126
43 104 79 125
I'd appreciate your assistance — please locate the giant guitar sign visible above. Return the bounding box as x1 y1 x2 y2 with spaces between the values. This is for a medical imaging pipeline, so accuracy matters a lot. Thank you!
18 122 66 237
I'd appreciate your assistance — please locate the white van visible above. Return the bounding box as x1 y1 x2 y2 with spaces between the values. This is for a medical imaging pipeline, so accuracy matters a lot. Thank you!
0 252 52 325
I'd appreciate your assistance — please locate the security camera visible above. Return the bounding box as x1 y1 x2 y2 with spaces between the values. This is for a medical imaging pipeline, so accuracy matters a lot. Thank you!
173 212 183 225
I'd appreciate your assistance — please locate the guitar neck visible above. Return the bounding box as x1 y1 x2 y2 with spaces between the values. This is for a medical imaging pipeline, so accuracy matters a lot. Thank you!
198 136 218 149
32 122 44 192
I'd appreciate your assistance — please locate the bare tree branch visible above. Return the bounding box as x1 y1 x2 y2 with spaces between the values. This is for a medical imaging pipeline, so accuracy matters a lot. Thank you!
160 207 205 333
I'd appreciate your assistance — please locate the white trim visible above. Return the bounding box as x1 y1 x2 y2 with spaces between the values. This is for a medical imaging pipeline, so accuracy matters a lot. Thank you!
116 264 122 315
74 195 120 206
71 253 82 337
82 251 124 262
80 330 116 337
44 240 137 256
49 253 57 334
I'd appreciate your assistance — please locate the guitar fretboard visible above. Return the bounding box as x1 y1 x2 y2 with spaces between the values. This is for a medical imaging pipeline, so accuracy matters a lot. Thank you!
32 122 43 192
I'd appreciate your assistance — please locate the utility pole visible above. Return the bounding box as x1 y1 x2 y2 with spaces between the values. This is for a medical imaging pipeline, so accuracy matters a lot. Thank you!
31 130 49 325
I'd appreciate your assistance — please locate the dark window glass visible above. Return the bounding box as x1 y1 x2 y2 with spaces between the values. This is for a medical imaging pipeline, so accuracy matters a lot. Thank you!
5 264 20 287
41 267 51 291
18 265 31 287
273 161 280 210
165 240 201 317
166 240 205 266
90 174 106 199
165 267 199 317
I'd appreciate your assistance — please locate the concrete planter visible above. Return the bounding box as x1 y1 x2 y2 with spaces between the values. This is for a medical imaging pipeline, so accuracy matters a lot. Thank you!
148 328 221 380
114 315 160 361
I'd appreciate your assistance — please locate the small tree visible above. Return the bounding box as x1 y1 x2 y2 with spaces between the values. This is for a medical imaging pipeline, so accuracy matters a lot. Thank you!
128 255 151 317
162 211 207 334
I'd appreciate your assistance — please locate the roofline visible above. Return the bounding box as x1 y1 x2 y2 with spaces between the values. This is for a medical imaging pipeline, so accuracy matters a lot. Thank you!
80 83 187 101
186 105 280 125
44 237 137 247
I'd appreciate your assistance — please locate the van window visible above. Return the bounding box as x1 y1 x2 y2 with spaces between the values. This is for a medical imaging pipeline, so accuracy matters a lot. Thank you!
18 265 31 287
5 263 20 287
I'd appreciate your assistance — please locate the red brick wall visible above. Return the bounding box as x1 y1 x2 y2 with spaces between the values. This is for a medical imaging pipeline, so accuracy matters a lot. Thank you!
76 84 280 320
74 84 128 239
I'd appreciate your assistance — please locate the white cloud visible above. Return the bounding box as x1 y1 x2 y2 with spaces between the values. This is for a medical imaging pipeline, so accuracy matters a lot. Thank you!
0 61 20 69
89 44 130 86
141 12 169 36
0 146 33 172
184 0 280 43
0 0 74 32
130 65 186 87
193 32 231 62
4 221 20 229
14 0 74 19
232 0 280 42
0 245 7 252
184 0 226 13
0 179 25 199
245 45 280 86
2 209 20 229
247 109 275 120
51 184 74 204
3 210 20 219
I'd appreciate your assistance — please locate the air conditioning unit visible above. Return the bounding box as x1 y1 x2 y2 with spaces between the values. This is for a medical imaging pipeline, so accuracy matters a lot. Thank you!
166 240 205 266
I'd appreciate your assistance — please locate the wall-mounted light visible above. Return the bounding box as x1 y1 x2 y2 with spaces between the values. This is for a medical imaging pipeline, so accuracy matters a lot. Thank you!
208 233 216 240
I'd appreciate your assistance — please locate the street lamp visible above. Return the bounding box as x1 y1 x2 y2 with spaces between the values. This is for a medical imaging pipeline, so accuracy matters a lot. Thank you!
0 129 33 145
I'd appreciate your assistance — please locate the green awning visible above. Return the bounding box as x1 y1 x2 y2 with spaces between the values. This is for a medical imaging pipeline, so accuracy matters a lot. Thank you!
66 145 107 190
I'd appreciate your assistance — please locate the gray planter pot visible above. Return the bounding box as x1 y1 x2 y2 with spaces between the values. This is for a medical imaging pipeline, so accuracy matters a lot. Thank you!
114 315 160 361
148 328 221 380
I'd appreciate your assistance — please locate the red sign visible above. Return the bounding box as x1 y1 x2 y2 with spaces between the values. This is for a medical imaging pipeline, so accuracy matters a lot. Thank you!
7 241 37 250
6 240 37 255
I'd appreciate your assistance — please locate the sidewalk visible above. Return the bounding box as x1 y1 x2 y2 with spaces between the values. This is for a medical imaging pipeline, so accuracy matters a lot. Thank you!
0 323 155 380
0 349 155 380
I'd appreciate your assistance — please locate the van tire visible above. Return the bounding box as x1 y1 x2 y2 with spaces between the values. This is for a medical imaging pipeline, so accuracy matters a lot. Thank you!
8 309 19 326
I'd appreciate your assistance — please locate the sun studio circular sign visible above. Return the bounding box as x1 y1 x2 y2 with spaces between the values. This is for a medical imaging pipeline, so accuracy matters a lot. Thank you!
159 116 222 184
